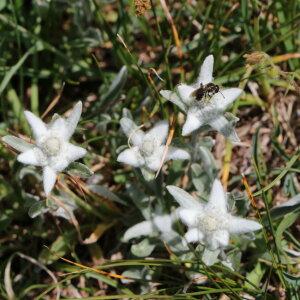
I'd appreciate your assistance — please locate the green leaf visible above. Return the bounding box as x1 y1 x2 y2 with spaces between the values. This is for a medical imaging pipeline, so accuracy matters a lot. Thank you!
245 262 266 289
270 194 300 220
121 269 143 284
88 184 127 205
275 211 300 253
140 168 155 181
2 135 34 153
202 248 220 266
0 0 6 11
0 47 35 97
283 272 300 289
66 162 93 178
252 127 268 182
28 201 48 218
39 233 75 264
19 165 42 181
126 185 152 220
131 238 156 257
99 66 128 108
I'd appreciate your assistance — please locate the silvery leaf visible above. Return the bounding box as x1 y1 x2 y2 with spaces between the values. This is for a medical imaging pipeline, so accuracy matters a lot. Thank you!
270 194 300 219
121 269 143 284
202 248 220 266
131 238 156 257
66 162 93 178
122 108 133 119
101 66 128 106
28 201 49 218
19 166 42 181
89 184 127 205
141 168 155 181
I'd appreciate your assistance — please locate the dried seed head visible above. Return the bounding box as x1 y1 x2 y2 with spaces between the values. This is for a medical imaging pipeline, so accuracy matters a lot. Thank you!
134 0 151 16
244 51 268 66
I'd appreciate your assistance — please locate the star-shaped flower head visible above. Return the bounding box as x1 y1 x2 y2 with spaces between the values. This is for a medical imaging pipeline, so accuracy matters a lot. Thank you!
15 102 86 195
167 179 262 250
160 55 243 142
117 117 190 175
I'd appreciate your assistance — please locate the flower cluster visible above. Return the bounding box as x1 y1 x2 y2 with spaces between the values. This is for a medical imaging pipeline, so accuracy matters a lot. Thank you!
116 55 262 261
3 55 263 267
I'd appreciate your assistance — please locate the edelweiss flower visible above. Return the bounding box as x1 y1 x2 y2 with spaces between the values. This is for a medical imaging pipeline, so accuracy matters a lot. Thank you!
117 117 190 173
4 102 86 195
167 179 262 250
160 55 243 142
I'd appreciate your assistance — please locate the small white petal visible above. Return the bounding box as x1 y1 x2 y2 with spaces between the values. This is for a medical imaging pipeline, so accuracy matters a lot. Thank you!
24 111 47 139
143 145 165 171
123 221 153 241
140 167 155 180
17 148 43 166
120 117 137 135
211 88 243 111
209 230 229 250
120 117 144 146
228 216 262 234
182 111 204 136
144 121 169 145
153 215 173 233
167 147 190 161
145 154 162 171
3 135 34 153
49 116 65 129
167 185 203 209
66 143 87 163
208 115 240 143
207 179 227 212
48 156 69 173
117 147 144 168
177 84 195 105
48 117 68 139
202 248 220 266
161 229 180 244
178 208 201 227
196 55 214 85
160 90 187 112
185 228 204 243
65 101 83 139
43 166 57 195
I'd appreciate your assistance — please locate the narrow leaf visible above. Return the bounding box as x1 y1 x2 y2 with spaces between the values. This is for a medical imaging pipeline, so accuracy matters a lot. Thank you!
89 184 127 205
66 162 93 178
2 135 34 153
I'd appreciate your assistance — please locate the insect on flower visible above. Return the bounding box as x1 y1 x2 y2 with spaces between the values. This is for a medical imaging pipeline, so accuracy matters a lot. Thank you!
192 83 225 103
160 55 242 141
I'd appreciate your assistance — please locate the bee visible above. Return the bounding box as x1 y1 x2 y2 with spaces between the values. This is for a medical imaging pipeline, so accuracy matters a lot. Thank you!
192 83 223 101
